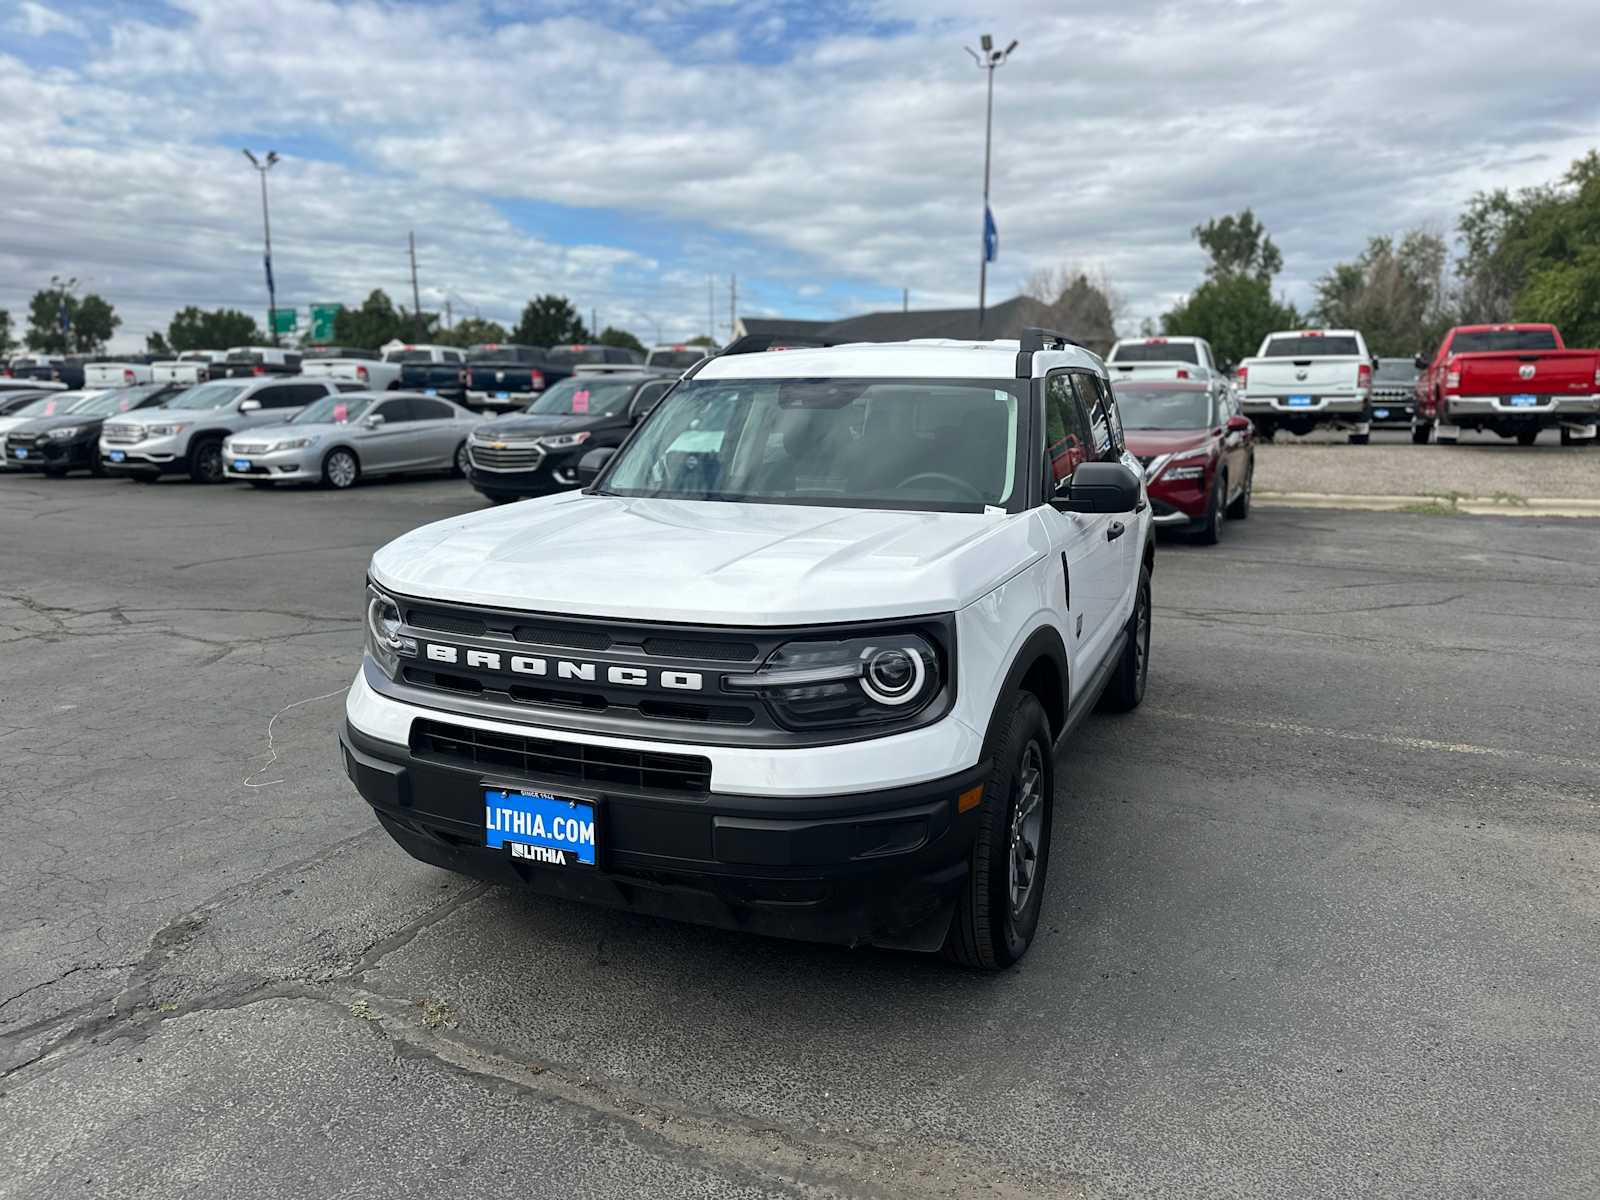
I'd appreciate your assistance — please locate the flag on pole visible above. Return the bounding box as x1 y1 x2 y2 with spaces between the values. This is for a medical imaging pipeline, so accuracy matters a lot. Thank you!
263 253 275 294
58 297 71 335
984 207 998 263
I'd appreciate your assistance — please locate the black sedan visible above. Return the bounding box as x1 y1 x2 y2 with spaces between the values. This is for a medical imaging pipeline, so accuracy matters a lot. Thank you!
5 384 179 476
465 373 675 503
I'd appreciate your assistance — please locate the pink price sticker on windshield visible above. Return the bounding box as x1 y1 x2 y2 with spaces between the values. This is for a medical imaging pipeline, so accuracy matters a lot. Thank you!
572 389 590 414
333 403 348 422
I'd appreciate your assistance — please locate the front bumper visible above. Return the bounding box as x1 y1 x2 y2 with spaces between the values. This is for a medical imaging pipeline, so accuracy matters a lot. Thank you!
466 443 587 496
340 716 988 950
223 443 318 482
98 433 189 474
1145 475 1211 525
1368 394 1416 425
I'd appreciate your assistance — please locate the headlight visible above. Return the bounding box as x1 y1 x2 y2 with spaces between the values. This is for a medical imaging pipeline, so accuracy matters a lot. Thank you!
727 631 945 729
45 425 82 440
1157 445 1211 481
539 431 592 450
142 423 187 437
268 437 317 452
364 585 416 679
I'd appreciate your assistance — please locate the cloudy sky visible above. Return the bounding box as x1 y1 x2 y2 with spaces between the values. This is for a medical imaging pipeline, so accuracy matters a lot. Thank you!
3 0 1598 351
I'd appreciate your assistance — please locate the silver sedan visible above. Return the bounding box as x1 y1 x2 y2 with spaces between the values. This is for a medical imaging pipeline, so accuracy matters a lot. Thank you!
222 391 482 489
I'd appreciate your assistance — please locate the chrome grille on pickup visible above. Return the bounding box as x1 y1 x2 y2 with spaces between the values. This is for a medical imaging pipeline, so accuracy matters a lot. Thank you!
101 424 142 445
468 441 545 472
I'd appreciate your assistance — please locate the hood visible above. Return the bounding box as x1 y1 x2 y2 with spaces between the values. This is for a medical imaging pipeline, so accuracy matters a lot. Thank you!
9 412 108 436
113 404 228 426
229 420 352 443
476 412 614 437
1122 429 1212 456
369 492 1048 625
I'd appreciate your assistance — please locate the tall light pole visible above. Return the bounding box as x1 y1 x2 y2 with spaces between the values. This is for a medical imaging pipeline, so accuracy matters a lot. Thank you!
243 149 281 345
965 34 1017 336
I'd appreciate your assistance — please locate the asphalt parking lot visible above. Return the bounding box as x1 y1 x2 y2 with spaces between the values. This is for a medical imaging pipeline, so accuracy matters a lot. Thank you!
3 472 1599 1199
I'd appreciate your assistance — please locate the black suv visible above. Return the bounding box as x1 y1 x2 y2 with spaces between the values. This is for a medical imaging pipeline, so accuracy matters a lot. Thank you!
465 373 674 504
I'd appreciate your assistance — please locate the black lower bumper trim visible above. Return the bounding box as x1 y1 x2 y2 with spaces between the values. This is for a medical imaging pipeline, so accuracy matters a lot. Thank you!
340 718 988 950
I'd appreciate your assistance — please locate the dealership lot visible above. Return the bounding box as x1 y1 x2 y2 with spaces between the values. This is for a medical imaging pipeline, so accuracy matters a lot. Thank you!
2 475 1598 1198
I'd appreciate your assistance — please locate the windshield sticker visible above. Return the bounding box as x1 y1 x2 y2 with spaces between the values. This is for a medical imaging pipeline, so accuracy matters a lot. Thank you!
333 403 348 422
572 389 590 414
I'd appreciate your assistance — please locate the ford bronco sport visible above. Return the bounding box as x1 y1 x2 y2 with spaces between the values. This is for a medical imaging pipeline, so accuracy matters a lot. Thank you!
340 330 1154 968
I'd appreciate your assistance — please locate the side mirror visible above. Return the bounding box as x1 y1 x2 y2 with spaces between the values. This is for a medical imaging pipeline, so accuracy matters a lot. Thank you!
1413 354 1428 371
239 398 261 412
1226 415 1252 433
1050 461 1142 514
363 413 385 429
577 446 617 487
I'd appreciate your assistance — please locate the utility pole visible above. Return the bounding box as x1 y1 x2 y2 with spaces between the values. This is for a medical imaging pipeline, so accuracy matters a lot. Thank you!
729 274 737 339
591 308 598 338
444 299 452 331
903 287 909 313
408 231 423 341
707 276 715 343
965 35 1018 336
242 149 281 345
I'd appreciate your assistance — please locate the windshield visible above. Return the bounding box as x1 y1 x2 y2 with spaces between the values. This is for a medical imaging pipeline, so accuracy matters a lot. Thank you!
225 350 268 364
15 393 92 417
600 377 1021 512
1112 342 1199 364
1263 335 1362 357
1451 328 1560 353
305 347 378 360
468 345 541 363
163 381 249 410
527 377 637 418
1113 387 1214 430
545 346 610 365
293 394 377 424
76 387 167 415
1374 359 1418 383
647 349 705 369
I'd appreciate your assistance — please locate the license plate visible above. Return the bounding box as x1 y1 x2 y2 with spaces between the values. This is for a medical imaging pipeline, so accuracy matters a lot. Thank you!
14 448 26 459
1287 395 1314 407
1509 394 1538 407
424 388 437 396
1373 408 1389 419
484 788 596 867
109 450 126 462
495 392 510 400
233 458 252 471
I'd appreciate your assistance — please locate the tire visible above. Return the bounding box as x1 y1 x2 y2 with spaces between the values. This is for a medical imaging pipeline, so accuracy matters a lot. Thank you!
188 437 225 484
1411 422 1432 445
321 448 359 489
1193 475 1223 545
89 454 105 478
132 469 161 484
1226 457 1252 520
1102 565 1152 714
1256 426 1275 443
942 692 1054 971
248 480 276 489
1348 432 1370 445
1516 428 1539 447
453 441 469 478
42 466 68 478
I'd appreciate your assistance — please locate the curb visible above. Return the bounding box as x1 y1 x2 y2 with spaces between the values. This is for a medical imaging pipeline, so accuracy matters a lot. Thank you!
1255 491 1600 519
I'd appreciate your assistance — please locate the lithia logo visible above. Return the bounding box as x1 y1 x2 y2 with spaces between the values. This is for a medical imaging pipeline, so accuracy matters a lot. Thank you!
420 641 704 691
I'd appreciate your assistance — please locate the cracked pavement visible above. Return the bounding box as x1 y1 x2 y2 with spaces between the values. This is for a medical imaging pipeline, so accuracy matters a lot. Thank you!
2 473 1599 1198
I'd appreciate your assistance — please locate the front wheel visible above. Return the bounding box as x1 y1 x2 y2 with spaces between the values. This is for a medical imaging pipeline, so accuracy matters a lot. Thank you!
1411 421 1432 445
188 438 225 484
942 692 1054 971
453 441 469 477
1516 428 1539 447
321 448 359 489
1101 565 1152 713
1226 458 1253 519
1348 432 1370 445
1193 474 1223 545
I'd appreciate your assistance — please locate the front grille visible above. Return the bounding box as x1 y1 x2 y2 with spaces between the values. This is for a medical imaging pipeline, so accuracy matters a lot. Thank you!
8 434 39 450
230 442 270 455
468 442 545 472
102 424 142 445
514 623 612 651
642 636 759 662
407 608 487 637
411 718 712 794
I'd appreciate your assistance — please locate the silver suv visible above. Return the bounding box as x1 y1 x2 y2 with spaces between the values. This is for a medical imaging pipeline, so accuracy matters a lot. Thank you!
99 377 343 483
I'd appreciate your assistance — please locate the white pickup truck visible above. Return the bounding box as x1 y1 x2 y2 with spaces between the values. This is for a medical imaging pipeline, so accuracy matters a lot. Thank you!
1104 336 1226 385
84 361 155 388
152 351 227 386
302 348 405 392
1236 329 1375 444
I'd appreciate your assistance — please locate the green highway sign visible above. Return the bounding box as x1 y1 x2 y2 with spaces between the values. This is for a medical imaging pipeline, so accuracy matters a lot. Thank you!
308 304 340 345
270 307 297 335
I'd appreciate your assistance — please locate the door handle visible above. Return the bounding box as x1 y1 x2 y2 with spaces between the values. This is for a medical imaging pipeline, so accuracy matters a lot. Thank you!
1106 521 1126 542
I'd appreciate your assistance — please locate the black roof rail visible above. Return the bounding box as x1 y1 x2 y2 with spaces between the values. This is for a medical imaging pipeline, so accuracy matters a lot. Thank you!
1015 326 1085 377
718 333 841 357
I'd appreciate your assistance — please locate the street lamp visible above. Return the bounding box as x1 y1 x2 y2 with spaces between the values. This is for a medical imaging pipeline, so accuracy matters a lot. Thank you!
243 149 281 345
964 34 1018 336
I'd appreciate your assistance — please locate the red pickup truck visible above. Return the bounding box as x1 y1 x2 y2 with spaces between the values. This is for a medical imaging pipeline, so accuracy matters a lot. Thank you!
1413 323 1600 446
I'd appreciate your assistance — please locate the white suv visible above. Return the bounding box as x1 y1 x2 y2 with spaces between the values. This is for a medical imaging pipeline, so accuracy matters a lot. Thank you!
340 331 1153 968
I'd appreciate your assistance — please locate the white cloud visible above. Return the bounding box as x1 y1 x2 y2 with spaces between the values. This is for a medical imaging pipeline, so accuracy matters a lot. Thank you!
3 0 1600 350
7 1 87 39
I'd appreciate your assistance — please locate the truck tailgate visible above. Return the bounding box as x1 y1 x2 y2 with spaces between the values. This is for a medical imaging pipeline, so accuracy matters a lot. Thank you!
1246 357 1363 393
1456 351 1598 396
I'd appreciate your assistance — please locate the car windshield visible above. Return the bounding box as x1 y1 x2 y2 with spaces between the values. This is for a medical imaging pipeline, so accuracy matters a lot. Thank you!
75 387 166 415
1113 387 1214 430
1374 359 1418 382
526 378 637 418
1451 329 1560 353
163 382 249 410
293 394 377 424
468 346 540 363
1262 335 1362 356
1113 342 1199 364
15 393 89 417
647 349 705 369
600 377 1021 512
545 346 610 365
225 350 270 364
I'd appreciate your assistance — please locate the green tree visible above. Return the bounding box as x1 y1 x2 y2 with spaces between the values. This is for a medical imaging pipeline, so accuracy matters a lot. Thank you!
1022 264 1121 354
1312 229 1454 355
436 316 509 348
0 309 13 357
331 289 438 348
512 295 589 346
685 335 716 348
1162 274 1300 370
1193 209 1282 283
167 307 263 352
598 326 646 354
146 330 172 356
26 282 121 354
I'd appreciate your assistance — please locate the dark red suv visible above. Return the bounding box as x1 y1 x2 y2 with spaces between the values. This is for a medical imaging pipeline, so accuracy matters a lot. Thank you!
1114 380 1255 544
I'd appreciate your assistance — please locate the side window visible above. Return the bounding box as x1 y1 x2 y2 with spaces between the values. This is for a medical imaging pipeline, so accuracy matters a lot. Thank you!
374 398 414 423
631 381 671 418
1071 374 1115 459
1043 373 1093 492
413 398 453 420
253 386 298 410
442 350 463 364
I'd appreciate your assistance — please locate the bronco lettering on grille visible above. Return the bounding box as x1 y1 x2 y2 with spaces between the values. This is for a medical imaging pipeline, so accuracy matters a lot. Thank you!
421 642 704 691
